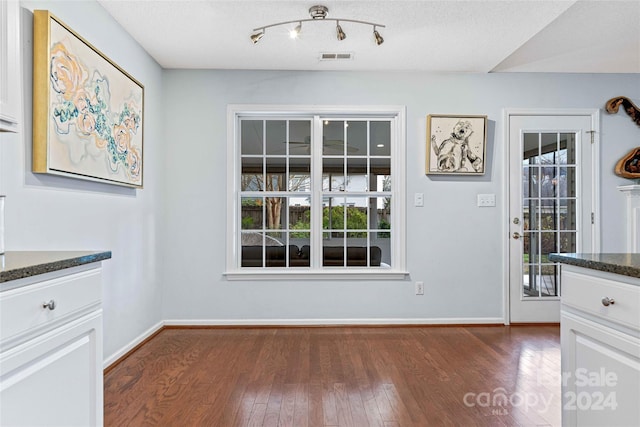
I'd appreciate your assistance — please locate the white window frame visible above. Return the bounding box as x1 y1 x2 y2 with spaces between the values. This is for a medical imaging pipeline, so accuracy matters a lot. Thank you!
225 105 407 280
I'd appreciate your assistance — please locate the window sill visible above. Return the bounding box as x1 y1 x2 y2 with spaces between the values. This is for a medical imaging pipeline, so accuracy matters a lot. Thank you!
223 269 410 281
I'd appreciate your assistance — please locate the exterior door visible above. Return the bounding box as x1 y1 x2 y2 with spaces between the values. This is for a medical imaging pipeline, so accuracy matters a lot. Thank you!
508 113 597 323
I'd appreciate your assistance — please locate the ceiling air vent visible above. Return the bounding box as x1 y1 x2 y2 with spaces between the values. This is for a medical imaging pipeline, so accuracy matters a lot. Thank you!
320 52 353 61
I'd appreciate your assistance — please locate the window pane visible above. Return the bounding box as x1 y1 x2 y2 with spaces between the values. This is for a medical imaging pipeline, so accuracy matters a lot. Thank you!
539 264 558 297
289 199 310 230
266 120 286 155
540 232 557 257
540 133 558 164
289 120 311 156
346 158 367 191
289 157 310 192
371 196 391 236
323 244 345 267
371 158 391 191
290 232 310 268
241 233 263 267
345 200 368 232
241 157 263 191
523 133 539 162
370 121 390 156
558 167 576 197
265 197 286 230
559 199 577 231
559 133 576 165
523 199 538 231
241 197 262 230
522 166 539 198
241 120 262 155
265 157 286 191
525 232 541 263
323 157 345 192
560 232 577 253
323 121 345 155
323 197 345 230
372 232 390 267
346 121 367 156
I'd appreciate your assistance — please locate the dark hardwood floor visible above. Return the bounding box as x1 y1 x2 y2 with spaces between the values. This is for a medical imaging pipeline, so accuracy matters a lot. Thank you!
104 325 560 426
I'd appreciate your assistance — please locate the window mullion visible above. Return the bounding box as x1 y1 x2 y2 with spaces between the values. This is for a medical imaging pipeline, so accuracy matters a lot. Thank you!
311 115 324 269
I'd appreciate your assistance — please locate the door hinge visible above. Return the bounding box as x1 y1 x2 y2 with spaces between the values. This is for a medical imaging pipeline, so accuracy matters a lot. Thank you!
591 212 595 224
587 130 596 144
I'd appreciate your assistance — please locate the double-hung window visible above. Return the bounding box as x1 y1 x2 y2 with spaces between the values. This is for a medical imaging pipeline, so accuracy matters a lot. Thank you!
226 106 406 278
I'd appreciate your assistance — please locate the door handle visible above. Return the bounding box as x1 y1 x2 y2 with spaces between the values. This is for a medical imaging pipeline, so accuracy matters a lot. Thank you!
512 232 521 240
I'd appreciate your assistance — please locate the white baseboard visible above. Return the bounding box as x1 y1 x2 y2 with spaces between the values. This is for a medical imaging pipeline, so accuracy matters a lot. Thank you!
164 317 505 326
103 320 164 369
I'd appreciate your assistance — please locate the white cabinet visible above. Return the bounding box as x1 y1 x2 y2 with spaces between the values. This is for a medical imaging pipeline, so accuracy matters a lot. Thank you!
0 0 21 132
560 266 640 427
0 266 103 426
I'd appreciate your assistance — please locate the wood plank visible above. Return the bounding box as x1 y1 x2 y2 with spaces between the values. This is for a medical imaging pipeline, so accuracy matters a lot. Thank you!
104 325 561 427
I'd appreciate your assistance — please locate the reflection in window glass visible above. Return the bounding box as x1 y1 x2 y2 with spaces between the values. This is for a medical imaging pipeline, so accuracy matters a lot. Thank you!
266 120 286 155
347 121 367 156
238 117 395 269
265 157 286 192
323 121 345 155
370 121 390 156
241 120 262 155
241 157 263 191
346 158 368 191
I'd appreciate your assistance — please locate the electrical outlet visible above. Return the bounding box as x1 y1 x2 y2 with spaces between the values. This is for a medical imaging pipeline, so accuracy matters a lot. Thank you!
414 193 424 207
415 281 424 295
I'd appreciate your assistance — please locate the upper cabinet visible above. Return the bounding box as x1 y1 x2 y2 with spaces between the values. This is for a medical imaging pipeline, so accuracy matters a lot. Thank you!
0 0 21 133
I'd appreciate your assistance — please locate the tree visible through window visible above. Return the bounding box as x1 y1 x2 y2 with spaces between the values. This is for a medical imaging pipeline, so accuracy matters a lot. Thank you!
236 115 396 270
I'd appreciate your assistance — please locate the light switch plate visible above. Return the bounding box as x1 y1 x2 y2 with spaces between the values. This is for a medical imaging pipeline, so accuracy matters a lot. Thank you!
477 194 496 207
414 193 424 207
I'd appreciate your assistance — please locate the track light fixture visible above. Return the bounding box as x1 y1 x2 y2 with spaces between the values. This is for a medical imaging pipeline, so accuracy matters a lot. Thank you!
373 26 384 45
250 5 385 45
250 30 264 44
289 22 302 39
336 21 346 41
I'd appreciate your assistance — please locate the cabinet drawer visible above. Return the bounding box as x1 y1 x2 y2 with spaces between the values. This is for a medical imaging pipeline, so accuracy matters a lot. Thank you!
0 269 101 343
562 270 640 330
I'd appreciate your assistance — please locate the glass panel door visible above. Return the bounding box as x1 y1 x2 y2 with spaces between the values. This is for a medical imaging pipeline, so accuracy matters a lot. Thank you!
509 114 594 323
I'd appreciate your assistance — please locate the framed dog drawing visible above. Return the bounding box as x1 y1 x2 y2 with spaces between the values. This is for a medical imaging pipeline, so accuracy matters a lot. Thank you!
426 115 487 175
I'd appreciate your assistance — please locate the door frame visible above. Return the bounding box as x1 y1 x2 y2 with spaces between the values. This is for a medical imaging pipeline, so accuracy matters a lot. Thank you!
503 108 601 325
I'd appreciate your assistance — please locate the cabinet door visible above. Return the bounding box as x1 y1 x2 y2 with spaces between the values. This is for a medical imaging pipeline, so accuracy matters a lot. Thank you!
0 311 103 426
561 311 640 427
0 0 20 132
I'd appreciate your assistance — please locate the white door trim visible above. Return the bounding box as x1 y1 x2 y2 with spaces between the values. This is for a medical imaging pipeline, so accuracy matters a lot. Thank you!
502 108 601 325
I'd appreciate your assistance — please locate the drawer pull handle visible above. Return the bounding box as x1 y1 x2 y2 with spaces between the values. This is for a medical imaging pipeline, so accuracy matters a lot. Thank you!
601 297 615 307
42 300 56 310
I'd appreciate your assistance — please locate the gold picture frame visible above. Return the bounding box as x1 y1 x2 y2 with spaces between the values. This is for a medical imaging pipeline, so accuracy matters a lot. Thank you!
426 114 487 175
33 10 144 188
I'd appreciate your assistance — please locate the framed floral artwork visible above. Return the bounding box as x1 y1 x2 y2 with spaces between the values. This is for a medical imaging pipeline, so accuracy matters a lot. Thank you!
426 115 487 175
32 10 144 188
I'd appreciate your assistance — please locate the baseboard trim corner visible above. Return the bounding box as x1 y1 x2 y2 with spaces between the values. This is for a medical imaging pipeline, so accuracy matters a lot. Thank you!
103 320 164 374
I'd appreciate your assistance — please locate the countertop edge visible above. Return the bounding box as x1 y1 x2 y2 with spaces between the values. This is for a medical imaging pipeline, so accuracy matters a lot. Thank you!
549 253 640 279
0 251 112 283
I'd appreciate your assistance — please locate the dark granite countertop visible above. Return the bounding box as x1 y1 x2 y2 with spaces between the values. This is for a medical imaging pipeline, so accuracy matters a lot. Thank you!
549 253 640 279
0 251 112 284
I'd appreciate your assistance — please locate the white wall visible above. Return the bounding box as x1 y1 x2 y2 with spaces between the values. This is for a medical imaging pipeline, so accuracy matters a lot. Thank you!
0 0 164 362
3 0 638 345
161 70 639 323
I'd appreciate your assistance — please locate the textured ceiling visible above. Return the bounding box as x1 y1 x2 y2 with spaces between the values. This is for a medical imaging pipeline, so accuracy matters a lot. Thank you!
97 0 640 73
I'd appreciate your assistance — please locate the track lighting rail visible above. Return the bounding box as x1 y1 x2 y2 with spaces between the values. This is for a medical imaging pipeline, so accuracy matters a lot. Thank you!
250 5 385 45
